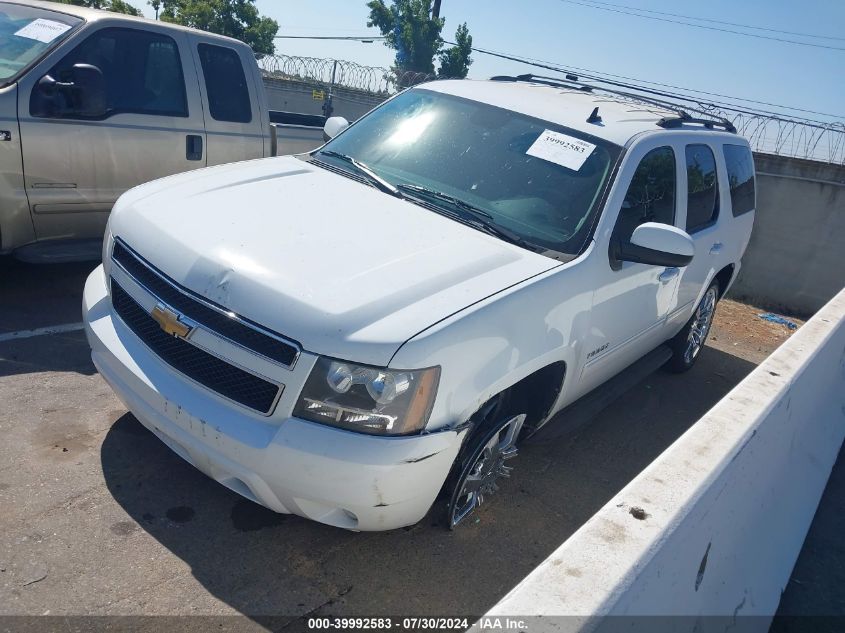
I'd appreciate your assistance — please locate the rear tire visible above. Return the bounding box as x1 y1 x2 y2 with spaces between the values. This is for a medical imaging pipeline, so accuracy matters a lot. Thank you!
667 280 719 373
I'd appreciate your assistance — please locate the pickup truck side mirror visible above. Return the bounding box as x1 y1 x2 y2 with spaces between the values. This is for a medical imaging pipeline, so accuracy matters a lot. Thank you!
35 63 107 119
323 116 349 141
618 222 695 268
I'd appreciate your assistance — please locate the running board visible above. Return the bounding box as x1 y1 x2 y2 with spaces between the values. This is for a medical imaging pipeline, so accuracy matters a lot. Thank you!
526 344 673 444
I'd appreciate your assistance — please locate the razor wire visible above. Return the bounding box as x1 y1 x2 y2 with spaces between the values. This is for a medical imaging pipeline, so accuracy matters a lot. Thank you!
259 54 434 95
260 54 845 165
679 101 845 165
590 89 845 164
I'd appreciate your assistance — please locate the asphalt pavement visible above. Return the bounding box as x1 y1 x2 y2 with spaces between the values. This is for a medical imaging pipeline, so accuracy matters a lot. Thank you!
1 253 772 625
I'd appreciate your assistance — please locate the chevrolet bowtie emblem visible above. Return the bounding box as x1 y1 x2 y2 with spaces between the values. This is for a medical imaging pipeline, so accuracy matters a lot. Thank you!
151 304 192 338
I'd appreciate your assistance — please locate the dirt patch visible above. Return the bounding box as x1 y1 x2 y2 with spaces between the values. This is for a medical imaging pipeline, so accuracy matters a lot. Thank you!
709 299 804 364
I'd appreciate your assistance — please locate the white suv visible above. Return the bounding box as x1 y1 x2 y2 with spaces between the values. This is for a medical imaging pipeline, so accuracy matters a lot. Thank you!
83 75 756 531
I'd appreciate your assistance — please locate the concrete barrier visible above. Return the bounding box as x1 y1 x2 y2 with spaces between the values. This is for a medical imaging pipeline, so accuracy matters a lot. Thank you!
484 288 845 631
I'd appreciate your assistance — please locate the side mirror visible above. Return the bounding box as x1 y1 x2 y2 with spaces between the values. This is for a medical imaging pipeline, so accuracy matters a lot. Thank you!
36 74 59 98
69 63 107 118
619 222 695 267
323 116 349 141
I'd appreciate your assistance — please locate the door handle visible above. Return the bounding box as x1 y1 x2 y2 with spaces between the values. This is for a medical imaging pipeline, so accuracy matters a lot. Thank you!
186 134 203 161
659 267 680 283
710 242 723 255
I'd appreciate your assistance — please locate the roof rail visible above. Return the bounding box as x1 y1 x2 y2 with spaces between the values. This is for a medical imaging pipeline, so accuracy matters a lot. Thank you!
657 114 737 134
490 73 592 92
490 73 736 134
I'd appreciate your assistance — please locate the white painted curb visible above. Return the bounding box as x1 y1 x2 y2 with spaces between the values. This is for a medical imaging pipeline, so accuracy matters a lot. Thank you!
483 288 845 630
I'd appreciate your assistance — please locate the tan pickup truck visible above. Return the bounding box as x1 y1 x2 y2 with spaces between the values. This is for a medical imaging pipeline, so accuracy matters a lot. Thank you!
0 0 277 261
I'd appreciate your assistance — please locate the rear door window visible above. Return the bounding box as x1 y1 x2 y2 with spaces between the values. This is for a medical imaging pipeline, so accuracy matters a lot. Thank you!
685 144 719 233
723 144 755 216
197 43 252 123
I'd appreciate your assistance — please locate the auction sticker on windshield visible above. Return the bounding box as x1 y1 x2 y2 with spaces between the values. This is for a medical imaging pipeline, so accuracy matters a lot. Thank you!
527 129 596 171
14 18 72 43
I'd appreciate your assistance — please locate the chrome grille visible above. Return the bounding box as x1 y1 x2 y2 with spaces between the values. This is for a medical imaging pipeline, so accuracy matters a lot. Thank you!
111 239 299 368
111 281 282 415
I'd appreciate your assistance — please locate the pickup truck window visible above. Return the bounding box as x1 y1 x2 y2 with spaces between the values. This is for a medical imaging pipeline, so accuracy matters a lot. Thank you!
615 146 676 244
316 88 621 257
0 3 81 85
685 144 719 233
30 27 188 120
723 144 755 216
197 43 252 123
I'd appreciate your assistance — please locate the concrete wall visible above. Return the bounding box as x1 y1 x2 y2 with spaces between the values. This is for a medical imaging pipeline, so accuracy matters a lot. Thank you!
726 154 844 317
484 288 845 630
263 76 383 124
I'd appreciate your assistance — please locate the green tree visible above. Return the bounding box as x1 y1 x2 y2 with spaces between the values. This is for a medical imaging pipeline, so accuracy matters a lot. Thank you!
156 0 278 56
436 21 471 78
366 0 472 78
54 0 141 16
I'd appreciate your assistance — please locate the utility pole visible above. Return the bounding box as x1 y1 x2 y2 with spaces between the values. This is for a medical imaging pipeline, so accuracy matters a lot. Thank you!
432 0 441 19
322 60 337 120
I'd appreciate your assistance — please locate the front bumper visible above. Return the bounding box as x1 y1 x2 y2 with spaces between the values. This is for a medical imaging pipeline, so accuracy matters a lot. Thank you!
83 265 465 531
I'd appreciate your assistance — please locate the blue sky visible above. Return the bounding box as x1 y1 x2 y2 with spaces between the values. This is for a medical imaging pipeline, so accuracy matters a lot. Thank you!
142 0 845 123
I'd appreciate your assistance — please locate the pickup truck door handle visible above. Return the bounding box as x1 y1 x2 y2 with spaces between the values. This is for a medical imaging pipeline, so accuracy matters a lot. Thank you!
186 134 203 161
658 267 680 283
710 242 723 255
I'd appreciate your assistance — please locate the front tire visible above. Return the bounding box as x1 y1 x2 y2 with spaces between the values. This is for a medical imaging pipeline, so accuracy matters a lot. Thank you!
445 413 526 529
667 280 719 373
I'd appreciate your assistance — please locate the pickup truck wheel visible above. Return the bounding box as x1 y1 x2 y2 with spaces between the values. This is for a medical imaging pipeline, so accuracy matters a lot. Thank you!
667 281 719 373
446 413 526 529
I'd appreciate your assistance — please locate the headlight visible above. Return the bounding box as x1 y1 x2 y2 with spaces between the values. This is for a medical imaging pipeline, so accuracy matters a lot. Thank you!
293 358 440 436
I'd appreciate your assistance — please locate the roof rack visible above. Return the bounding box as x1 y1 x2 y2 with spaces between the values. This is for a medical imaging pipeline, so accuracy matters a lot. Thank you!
490 73 736 134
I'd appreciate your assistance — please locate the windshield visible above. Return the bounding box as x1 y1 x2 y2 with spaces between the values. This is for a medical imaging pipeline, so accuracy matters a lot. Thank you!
0 3 81 84
316 87 621 257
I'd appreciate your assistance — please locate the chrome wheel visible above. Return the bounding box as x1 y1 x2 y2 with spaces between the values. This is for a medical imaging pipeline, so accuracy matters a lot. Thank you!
449 414 526 528
684 287 717 364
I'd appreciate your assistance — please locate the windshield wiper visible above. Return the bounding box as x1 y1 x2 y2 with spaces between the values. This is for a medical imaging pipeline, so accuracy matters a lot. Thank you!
396 184 495 219
318 151 403 198
395 184 537 251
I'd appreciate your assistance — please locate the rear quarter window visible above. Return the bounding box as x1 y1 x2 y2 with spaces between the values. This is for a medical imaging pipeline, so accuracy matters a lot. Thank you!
723 144 756 216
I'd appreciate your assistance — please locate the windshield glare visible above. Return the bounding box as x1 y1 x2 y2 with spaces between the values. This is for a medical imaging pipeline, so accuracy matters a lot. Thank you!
319 88 621 256
0 3 81 83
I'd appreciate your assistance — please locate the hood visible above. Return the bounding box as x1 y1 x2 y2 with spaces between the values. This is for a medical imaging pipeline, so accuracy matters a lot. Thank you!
109 156 559 366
